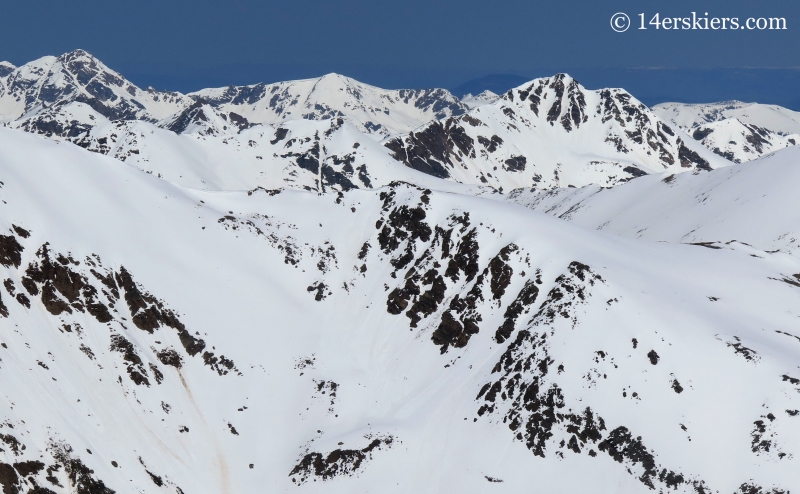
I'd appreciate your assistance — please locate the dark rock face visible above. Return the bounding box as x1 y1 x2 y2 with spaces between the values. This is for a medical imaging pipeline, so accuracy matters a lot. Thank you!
0 463 19 494
678 141 711 170
545 75 588 132
165 100 209 134
200 83 269 108
622 166 647 178
3 227 238 384
0 436 114 494
476 262 605 456
275 119 365 192
6 50 154 124
693 127 715 141
157 348 183 369
474 261 709 492
289 437 394 484
692 121 788 164
270 127 289 144
385 119 477 179
16 105 95 139
163 100 253 135
503 156 527 172
194 78 467 138
0 235 24 268
383 73 716 189
52 443 115 494
12 461 44 478
375 184 546 354
400 88 467 119
736 483 790 494
495 279 540 343
110 334 150 386
1 49 194 145
0 63 14 78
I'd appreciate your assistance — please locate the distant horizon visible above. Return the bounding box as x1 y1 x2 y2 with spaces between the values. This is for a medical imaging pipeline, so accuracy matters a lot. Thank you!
1 0 796 106
4 49 800 110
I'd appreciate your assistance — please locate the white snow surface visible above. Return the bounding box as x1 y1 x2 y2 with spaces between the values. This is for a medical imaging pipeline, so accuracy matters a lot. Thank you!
688 118 800 164
506 145 800 257
0 127 798 494
0 50 799 494
460 90 500 109
654 100 800 136
59 116 486 193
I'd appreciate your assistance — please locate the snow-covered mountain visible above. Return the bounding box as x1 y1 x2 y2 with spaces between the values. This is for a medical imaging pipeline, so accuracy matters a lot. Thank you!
654 101 800 135
191 73 470 139
0 51 482 192
460 90 500 109
66 116 476 193
0 49 469 141
654 101 800 161
0 126 798 494
385 74 728 190
0 50 188 126
506 145 800 257
688 119 799 163
1 51 742 195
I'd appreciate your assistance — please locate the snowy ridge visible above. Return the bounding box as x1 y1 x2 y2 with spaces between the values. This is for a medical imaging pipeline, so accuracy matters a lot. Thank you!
0 127 798 493
0 51 754 195
63 117 483 193
0 50 188 125
191 73 470 139
654 101 800 160
0 51 484 193
460 90 500 109
385 74 728 190
506 145 800 257
3 50 800 196
689 119 799 163
654 100 800 135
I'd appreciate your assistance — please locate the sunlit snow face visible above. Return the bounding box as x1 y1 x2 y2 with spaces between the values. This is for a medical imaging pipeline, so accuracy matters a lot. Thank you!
0 53 800 493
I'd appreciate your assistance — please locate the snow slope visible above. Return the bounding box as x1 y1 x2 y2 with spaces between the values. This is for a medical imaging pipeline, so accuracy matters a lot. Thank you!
0 126 798 494
688 119 799 164
460 90 500 109
63 117 483 193
653 101 800 162
507 145 800 257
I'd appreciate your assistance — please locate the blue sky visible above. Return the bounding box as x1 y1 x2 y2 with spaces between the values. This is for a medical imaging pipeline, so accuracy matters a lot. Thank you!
2 0 799 106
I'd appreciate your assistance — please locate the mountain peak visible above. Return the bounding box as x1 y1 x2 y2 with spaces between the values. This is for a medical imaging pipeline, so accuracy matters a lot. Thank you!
314 72 368 91
59 48 97 61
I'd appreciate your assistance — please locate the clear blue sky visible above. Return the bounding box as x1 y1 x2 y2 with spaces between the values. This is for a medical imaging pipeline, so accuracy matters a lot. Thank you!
2 0 799 106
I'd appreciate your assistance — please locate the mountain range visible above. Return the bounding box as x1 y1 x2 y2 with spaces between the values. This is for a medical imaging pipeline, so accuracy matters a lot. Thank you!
0 50 798 494
3 50 799 193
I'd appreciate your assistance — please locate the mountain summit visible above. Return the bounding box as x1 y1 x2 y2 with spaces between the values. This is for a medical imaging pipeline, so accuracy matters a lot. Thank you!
191 72 469 138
